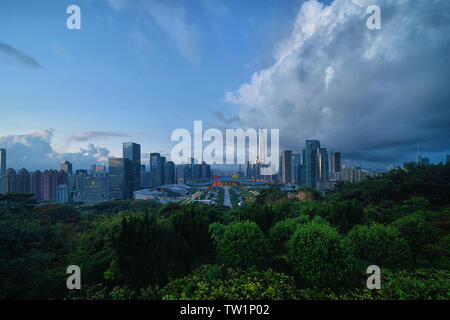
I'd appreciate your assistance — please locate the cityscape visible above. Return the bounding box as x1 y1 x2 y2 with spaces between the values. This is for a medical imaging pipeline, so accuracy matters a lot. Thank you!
0 0 449 305
1 142 448 206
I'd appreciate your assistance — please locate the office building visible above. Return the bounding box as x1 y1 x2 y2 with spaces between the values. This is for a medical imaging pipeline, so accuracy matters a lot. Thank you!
60 160 73 175
292 154 301 185
123 142 141 190
109 157 132 200
78 175 109 205
319 148 329 182
56 184 69 204
0 148 6 176
150 153 164 187
330 151 342 173
281 150 292 184
305 140 320 188
164 161 175 184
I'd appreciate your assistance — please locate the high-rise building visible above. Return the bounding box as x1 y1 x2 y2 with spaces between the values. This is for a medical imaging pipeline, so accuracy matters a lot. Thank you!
17 168 31 193
150 153 163 187
281 150 292 185
140 165 146 187
164 161 175 184
60 160 73 175
2 168 17 193
123 142 141 190
292 154 301 185
447 155 450 164
200 162 211 182
78 175 109 205
32 170 43 200
330 152 342 173
298 164 307 186
420 157 430 165
42 170 58 201
318 148 329 182
56 184 69 204
0 148 6 176
258 130 266 164
90 164 106 176
109 157 132 200
305 140 320 188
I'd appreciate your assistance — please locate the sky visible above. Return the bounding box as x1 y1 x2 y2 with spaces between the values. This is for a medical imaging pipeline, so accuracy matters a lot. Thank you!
0 0 449 171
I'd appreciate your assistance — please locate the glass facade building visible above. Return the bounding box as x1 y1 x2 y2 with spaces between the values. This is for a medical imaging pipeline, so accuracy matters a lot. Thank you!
0 148 6 177
305 140 320 188
123 142 141 190
109 157 132 200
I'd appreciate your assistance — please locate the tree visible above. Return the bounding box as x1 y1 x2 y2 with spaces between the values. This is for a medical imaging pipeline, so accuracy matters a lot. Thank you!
392 213 440 266
346 224 413 269
217 221 269 269
160 265 300 300
287 222 357 288
268 216 308 254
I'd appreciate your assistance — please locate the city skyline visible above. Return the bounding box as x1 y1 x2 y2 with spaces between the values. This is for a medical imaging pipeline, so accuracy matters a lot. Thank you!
1 0 449 170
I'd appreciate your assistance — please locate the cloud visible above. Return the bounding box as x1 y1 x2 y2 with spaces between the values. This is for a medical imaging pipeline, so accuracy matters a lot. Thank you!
105 0 201 64
0 130 111 171
67 130 130 142
225 0 450 167
0 43 42 68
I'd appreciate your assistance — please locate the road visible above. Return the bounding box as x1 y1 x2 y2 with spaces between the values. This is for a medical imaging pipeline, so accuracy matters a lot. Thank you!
223 186 232 208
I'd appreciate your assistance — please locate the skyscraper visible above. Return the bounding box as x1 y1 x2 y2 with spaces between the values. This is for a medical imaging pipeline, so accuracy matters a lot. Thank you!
319 148 329 182
164 161 175 184
60 160 73 175
281 150 292 185
447 155 450 164
305 140 320 188
150 153 163 187
0 148 6 176
109 157 132 200
56 185 69 204
123 142 141 190
292 154 301 185
330 152 342 173
258 130 266 164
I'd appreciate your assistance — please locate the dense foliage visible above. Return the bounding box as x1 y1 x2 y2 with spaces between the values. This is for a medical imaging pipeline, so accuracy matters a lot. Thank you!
1 163 449 300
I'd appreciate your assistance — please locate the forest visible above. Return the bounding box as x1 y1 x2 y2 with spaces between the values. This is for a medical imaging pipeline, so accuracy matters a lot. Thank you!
0 163 449 300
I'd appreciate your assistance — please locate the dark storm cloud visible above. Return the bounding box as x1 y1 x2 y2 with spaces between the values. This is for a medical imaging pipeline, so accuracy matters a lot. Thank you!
226 0 450 167
0 43 42 68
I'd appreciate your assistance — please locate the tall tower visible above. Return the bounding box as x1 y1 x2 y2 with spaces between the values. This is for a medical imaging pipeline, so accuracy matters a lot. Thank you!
0 148 6 176
281 150 292 185
305 140 320 188
60 160 73 175
123 142 141 190
258 129 266 164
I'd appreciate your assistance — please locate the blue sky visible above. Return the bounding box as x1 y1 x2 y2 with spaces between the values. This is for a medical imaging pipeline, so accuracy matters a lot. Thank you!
0 0 302 156
0 0 449 170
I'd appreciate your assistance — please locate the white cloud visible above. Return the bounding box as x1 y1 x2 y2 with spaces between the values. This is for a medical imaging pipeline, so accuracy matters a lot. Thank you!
0 130 111 171
225 0 450 165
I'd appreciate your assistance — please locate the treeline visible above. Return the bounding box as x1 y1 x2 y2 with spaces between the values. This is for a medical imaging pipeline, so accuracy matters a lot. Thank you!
0 163 449 300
